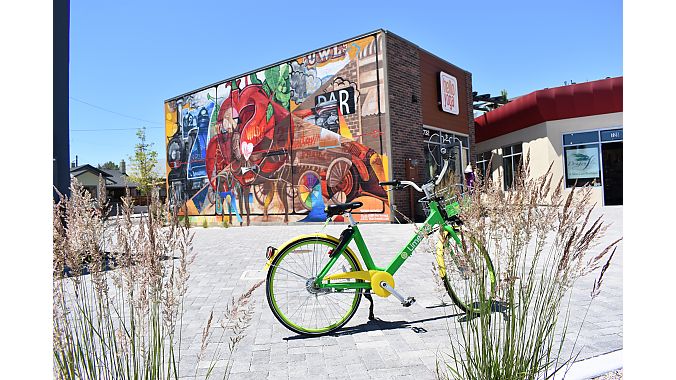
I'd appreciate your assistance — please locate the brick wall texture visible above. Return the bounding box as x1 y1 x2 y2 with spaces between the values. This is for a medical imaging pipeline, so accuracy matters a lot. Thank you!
385 34 426 222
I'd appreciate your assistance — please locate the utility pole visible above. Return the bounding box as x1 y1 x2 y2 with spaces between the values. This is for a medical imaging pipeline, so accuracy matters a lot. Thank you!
53 0 70 199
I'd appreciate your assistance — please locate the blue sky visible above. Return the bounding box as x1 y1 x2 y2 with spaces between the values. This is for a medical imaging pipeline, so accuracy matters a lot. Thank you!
69 0 622 167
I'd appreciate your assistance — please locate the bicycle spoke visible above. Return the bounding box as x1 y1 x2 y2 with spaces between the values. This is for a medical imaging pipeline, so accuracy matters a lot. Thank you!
288 294 313 321
269 264 309 281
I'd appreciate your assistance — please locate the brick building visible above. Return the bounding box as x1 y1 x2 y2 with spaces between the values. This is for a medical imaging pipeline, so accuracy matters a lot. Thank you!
165 30 474 224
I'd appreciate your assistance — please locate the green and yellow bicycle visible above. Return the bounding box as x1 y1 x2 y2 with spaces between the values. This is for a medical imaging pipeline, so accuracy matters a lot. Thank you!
264 153 496 336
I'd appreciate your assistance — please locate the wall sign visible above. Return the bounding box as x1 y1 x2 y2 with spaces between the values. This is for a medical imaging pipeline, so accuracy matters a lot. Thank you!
315 87 355 116
565 146 600 179
600 128 623 142
440 71 459 115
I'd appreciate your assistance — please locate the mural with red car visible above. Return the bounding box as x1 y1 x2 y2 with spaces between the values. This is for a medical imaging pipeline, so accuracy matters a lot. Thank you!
165 33 391 224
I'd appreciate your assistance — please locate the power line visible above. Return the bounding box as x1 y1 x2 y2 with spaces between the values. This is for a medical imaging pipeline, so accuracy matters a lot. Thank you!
69 96 163 125
71 126 164 132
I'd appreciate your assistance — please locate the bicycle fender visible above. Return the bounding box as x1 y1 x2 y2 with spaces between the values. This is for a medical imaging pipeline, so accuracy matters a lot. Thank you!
263 234 364 271
436 230 449 278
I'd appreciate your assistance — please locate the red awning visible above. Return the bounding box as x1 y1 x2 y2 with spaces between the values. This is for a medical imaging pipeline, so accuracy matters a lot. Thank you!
475 77 623 142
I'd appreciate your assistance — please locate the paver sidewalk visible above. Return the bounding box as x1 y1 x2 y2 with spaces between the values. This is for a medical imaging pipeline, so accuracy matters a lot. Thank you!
177 206 623 380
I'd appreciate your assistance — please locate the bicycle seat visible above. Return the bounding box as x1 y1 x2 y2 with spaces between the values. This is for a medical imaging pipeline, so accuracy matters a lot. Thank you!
325 202 363 217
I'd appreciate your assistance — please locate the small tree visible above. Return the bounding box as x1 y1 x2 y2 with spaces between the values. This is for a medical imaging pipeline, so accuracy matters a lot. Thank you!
500 89 508 103
98 161 120 170
128 127 161 196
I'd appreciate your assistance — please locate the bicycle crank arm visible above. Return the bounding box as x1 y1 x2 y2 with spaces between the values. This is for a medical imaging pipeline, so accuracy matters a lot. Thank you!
380 282 416 307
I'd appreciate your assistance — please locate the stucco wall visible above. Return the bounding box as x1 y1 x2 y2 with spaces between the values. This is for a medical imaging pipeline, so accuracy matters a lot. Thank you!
74 171 102 188
475 112 623 205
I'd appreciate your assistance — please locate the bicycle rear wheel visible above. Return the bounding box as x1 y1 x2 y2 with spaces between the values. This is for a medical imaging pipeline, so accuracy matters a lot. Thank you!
266 237 362 335
437 231 495 314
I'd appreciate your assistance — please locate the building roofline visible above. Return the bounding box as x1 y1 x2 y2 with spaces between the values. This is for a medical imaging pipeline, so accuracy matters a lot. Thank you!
164 29 386 103
381 30 469 74
475 76 623 142
70 164 113 178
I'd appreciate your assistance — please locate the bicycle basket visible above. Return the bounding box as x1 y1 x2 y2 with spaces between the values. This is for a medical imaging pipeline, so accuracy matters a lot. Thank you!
420 184 464 218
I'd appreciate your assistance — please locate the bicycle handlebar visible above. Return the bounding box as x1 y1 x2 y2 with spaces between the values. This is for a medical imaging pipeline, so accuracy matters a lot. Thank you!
435 159 449 186
380 139 461 198
380 156 453 196
399 181 423 193
379 179 423 193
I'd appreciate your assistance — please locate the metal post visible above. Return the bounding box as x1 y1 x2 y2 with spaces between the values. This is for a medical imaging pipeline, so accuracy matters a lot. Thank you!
53 0 70 200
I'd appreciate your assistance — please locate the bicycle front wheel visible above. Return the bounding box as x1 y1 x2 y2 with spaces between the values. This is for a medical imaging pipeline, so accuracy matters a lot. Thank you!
266 237 362 335
437 230 495 314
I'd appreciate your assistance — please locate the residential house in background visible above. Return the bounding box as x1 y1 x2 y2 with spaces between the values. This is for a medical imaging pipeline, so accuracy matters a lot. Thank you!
70 161 140 209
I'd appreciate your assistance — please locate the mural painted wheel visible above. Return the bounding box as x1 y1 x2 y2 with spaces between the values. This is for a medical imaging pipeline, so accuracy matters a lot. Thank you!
326 158 359 204
167 137 184 168
252 183 273 207
297 170 323 211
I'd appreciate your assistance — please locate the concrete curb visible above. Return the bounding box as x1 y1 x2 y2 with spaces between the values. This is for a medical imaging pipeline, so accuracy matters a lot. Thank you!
551 349 623 380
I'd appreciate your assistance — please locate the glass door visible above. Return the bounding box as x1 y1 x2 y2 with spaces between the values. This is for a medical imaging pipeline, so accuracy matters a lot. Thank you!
601 141 623 205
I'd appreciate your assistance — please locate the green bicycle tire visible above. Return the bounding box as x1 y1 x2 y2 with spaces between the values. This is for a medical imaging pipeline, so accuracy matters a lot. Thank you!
440 236 496 315
266 237 363 336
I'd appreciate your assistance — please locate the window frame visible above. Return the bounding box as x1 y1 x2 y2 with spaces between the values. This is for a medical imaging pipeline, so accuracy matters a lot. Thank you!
422 126 470 181
476 151 492 181
561 127 623 189
502 143 523 191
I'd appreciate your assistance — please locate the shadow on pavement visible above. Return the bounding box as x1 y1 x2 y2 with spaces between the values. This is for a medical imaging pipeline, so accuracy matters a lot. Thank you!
282 300 512 340
457 300 510 322
283 313 464 340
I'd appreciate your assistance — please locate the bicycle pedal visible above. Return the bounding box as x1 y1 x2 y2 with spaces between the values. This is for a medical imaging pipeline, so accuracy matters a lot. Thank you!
402 297 416 307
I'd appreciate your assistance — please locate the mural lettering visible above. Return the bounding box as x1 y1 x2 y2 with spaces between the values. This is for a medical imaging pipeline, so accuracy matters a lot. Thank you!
303 45 347 66
316 87 355 116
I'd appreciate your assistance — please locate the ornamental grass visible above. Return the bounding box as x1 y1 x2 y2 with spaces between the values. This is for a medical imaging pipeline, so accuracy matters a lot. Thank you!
53 177 259 379
435 152 621 380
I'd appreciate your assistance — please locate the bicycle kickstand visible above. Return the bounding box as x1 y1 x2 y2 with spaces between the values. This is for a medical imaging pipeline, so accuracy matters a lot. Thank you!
364 290 376 320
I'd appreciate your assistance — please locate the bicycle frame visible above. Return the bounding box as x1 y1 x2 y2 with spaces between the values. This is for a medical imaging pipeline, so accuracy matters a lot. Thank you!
314 199 463 290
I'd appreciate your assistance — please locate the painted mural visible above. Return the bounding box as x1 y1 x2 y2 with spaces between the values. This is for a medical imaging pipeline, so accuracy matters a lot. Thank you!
165 33 390 224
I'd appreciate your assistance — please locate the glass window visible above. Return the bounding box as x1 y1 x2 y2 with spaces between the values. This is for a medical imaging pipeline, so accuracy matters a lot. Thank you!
502 143 522 190
459 147 469 184
564 143 601 187
563 131 599 146
458 136 469 148
422 128 469 184
476 151 492 180
422 128 440 144
513 143 522 154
